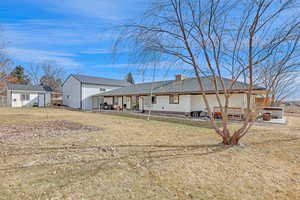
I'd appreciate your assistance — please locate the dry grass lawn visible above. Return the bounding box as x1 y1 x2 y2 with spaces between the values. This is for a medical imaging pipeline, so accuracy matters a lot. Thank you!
0 108 299 200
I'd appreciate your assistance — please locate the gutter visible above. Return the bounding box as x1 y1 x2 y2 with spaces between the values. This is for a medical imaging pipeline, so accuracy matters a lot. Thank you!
96 88 267 97
7 89 50 93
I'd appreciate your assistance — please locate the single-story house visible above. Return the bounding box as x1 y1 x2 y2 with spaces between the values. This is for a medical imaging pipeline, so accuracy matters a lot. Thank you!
92 75 266 115
5 84 52 107
62 74 132 110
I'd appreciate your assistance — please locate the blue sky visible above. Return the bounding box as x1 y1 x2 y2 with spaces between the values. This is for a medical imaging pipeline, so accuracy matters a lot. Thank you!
1 0 190 82
1 1 299 100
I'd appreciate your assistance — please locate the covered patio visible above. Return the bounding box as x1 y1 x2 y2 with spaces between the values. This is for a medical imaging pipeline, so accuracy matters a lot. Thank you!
92 95 140 111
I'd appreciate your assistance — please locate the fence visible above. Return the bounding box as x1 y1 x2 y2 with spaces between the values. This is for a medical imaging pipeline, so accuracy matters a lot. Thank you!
0 96 7 107
285 106 300 114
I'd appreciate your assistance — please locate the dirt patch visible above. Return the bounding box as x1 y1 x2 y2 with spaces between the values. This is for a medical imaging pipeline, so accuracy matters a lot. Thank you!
0 120 102 142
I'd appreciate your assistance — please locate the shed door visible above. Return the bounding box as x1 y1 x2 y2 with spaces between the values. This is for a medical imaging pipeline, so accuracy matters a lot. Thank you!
12 93 22 107
38 94 45 107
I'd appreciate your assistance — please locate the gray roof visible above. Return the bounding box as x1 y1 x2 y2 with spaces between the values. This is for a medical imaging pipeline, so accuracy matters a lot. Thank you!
7 84 53 92
71 74 132 87
98 77 265 96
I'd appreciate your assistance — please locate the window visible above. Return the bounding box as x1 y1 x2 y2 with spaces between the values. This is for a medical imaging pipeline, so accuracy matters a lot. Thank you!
169 95 179 104
99 88 106 92
21 93 30 101
151 96 157 104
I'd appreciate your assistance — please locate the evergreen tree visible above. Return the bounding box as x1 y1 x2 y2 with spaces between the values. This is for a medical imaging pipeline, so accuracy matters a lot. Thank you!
125 72 135 84
10 65 30 84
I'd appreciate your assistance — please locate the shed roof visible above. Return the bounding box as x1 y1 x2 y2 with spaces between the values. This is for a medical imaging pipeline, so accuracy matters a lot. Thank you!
98 77 265 96
70 74 132 87
7 84 53 92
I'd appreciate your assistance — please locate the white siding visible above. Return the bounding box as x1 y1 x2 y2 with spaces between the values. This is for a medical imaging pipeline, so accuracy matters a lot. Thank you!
45 93 51 106
81 84 120 110
38 94 45 107
191 94 248 111
11 93 21 107
139 95 192 113
6 91 11 106
11 92 39 107
63 76 81 109
36 93 51 107
137 94 252 113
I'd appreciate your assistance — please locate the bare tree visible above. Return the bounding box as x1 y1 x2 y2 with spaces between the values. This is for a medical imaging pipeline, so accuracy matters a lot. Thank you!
27 61 65 92
40 62 64 92
0 35 13 92
0 52 11 83
116 0 300 145
27 63 42 85
256 38 300 105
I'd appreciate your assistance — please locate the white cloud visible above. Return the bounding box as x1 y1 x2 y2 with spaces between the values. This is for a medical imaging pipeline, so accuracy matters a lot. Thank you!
80 48 113 54
2 21 105 48
25 0 145 22
80 46 131 54
6 47 81 69
93 61 193 71
296 75 300 83
93 63 140 69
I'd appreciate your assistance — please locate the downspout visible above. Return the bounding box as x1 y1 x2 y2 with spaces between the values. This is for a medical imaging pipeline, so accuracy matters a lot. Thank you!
37 92 40 107
80 83 82 109
10 90 12 107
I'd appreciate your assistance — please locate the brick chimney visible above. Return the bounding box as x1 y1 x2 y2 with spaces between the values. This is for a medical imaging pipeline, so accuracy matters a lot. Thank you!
175 74 187 81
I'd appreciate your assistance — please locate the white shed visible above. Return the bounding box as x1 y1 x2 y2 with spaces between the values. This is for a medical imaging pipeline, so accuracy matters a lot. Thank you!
6 84 52 107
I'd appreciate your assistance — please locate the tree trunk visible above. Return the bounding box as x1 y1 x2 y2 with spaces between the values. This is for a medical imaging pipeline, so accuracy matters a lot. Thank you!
222 136 231 145
222 134 240 145
229 135 239 145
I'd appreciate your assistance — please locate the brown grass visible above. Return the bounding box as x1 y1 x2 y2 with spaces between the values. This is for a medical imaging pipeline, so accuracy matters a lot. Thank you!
0 108 299 200
285 106 300 114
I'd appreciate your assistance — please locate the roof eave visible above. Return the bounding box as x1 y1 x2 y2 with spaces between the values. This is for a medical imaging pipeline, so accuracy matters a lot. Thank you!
96 88 267 97
81 82 131 87
7 89 51 93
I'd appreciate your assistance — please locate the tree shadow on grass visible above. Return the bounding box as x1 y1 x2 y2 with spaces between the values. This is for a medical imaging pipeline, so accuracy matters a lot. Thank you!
1 137 299 195
103 112 222 129
0 143 229 171
249 137 300 146
2 137 299 171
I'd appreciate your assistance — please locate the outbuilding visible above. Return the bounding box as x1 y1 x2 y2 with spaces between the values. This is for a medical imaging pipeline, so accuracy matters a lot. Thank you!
62 74 132 110
6 84 52 107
